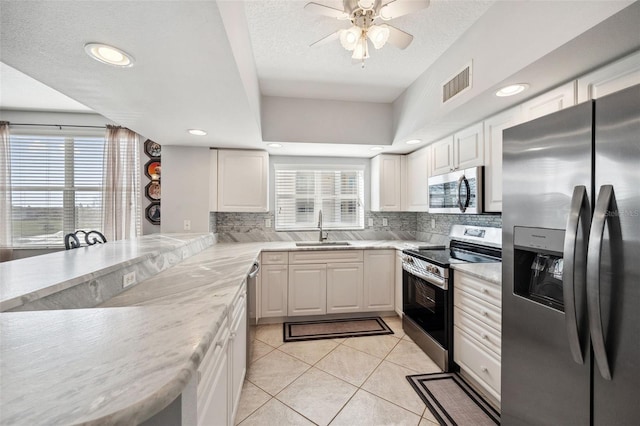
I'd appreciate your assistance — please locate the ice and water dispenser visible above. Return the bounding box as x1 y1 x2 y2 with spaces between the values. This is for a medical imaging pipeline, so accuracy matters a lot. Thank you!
513 226 566 311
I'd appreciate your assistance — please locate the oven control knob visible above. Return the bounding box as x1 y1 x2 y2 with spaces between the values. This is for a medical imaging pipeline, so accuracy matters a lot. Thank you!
403 256 413 264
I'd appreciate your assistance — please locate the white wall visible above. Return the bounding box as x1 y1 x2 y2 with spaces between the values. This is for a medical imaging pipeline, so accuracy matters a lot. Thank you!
261 96 392 146
161 145 211 233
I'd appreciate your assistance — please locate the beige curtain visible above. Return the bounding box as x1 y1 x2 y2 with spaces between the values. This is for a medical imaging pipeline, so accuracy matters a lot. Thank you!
101 125 141 241
0 122 12 260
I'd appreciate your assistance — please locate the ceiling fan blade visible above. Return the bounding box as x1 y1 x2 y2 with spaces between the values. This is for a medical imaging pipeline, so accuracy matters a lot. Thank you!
310 30 342 47
379 0 430 20
384 24 413 49
304 2 350 20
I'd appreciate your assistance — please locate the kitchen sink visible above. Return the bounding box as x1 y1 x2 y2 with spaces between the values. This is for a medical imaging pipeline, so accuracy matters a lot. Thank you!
295 241 351 247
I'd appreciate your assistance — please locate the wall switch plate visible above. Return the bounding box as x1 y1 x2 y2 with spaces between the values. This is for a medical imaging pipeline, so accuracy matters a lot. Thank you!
382 218 388 226
368 218 373 227
431 219 436 229
183 219 191 231
123 271 136 288
265 218 272 228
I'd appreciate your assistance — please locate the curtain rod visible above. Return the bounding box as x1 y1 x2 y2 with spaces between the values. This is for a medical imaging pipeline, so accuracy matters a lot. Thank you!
9 123 106 129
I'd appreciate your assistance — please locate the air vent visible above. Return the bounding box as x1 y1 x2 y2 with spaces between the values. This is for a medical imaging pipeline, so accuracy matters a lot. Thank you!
442 62 472 104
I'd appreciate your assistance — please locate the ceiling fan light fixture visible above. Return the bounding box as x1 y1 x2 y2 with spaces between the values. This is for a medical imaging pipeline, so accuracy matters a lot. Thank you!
340 26 362 51
357 0 375 10
367 25 390 49
352 37 370 60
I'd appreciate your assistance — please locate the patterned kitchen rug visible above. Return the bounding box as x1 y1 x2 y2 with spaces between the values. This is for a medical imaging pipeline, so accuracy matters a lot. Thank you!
283 317 393 342
406 372 500 426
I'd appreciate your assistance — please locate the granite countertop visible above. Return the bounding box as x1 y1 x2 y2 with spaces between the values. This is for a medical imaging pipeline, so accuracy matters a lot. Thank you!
0 237 436 425
451 262 502 285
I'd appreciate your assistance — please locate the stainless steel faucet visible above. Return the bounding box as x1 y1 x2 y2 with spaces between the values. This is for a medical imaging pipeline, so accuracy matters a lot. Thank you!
318 210 328 242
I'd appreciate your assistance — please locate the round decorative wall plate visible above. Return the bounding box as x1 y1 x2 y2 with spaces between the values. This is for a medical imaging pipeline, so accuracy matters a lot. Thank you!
145 180 161 201
145 202 160 225
144 139 161 158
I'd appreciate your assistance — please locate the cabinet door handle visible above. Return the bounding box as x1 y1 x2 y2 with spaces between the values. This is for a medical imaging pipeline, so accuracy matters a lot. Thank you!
481 333 489 340
481 287 488 294
481 366 488 373
481 310 488 316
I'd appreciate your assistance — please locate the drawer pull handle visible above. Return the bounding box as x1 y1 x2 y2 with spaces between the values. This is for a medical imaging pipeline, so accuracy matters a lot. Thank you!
481 310 488 316
482 333 489 340
481 287 488 294
481 366 488 373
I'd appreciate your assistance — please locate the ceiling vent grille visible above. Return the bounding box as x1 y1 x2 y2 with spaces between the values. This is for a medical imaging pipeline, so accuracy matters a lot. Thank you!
442 62 472 104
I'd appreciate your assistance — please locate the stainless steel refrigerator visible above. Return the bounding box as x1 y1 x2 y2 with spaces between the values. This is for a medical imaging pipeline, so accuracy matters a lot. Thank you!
502 84 639 425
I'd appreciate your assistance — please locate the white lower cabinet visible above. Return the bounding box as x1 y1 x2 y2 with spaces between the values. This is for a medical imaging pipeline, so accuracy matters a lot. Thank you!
288 264 327 316
395 250 403 316
363 250 395 311
326 262 364 313
194 318 230 426
260 264 288 317
453 270 502 404
229 291 247 423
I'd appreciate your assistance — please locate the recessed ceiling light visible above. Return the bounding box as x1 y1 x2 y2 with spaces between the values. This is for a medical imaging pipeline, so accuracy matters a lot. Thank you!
406 139 421 145
370 146 384 151
188 129 207 136
496 83 529 97
84 43 134 67
268 143 282 148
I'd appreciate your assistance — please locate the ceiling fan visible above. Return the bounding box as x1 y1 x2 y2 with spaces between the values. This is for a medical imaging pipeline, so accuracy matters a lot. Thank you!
305 0 430 66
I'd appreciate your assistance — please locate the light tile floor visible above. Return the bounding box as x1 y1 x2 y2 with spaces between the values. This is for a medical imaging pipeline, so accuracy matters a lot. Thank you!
236 315 442 426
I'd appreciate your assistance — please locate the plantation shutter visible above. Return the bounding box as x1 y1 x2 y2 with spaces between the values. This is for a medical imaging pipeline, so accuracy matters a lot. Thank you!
275 166 364 231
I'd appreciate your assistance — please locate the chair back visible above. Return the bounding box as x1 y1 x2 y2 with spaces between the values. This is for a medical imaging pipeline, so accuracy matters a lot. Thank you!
64 230 107 250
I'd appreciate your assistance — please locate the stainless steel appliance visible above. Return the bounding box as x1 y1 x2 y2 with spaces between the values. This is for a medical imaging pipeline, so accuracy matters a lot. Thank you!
402 225 501 371
246 260 260 369
502 84 640 425
428 167 483 213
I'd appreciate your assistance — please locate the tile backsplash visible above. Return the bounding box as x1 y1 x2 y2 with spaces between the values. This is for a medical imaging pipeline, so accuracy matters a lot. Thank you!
211 211 501 243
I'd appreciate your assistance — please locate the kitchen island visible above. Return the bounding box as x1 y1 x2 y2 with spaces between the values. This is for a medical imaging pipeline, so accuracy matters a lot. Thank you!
0 235 430 425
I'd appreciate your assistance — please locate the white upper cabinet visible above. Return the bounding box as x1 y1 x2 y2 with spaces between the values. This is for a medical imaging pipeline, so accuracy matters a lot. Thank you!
431 135 454 176
402 146 430 211
431 122 484 176
455 122 485 170
483 106 522 212
217 150 269 212
208 149 218 212
371 154 402 211
577 50 640 103
521 81 576 122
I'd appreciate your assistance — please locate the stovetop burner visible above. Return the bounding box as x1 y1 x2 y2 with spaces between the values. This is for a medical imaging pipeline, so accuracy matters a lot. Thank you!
404 240 501 268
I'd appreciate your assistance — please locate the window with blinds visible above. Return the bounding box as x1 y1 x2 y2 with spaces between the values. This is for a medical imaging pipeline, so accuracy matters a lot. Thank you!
9 133 105 247
275 167 364 231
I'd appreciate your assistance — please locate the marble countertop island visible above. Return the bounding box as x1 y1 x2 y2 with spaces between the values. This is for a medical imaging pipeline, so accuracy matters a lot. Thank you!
451 262 502 284
0 236 434 425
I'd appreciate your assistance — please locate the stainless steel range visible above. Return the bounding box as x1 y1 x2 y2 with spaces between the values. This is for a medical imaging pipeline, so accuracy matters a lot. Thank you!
402 225 501 371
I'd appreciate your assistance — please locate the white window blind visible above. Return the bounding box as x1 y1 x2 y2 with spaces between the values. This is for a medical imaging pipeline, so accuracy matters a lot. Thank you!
275 167 364 231
9 133 105 247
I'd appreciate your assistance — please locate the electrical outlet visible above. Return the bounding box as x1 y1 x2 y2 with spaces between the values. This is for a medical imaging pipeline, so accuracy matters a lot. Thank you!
382 218 388 226
431 219 436 229
265 218 272 228
368 218 373 227
182 249 188 259
123 271 136 288
183 219 191 231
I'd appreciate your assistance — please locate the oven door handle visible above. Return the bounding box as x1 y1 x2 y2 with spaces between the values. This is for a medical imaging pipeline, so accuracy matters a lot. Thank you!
402 264 448 290
457 174 470 213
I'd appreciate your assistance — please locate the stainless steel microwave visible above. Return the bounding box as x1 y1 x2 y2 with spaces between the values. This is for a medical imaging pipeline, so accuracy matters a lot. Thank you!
428 167 483 214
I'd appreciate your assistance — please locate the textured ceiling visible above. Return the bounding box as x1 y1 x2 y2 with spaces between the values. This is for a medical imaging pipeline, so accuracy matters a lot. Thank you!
0 0 637 157
245 0 495 102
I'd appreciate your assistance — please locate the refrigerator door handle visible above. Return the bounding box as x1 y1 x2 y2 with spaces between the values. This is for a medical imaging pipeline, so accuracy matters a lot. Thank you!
563 185 590 365
457 174 470 212
587 184 615 380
